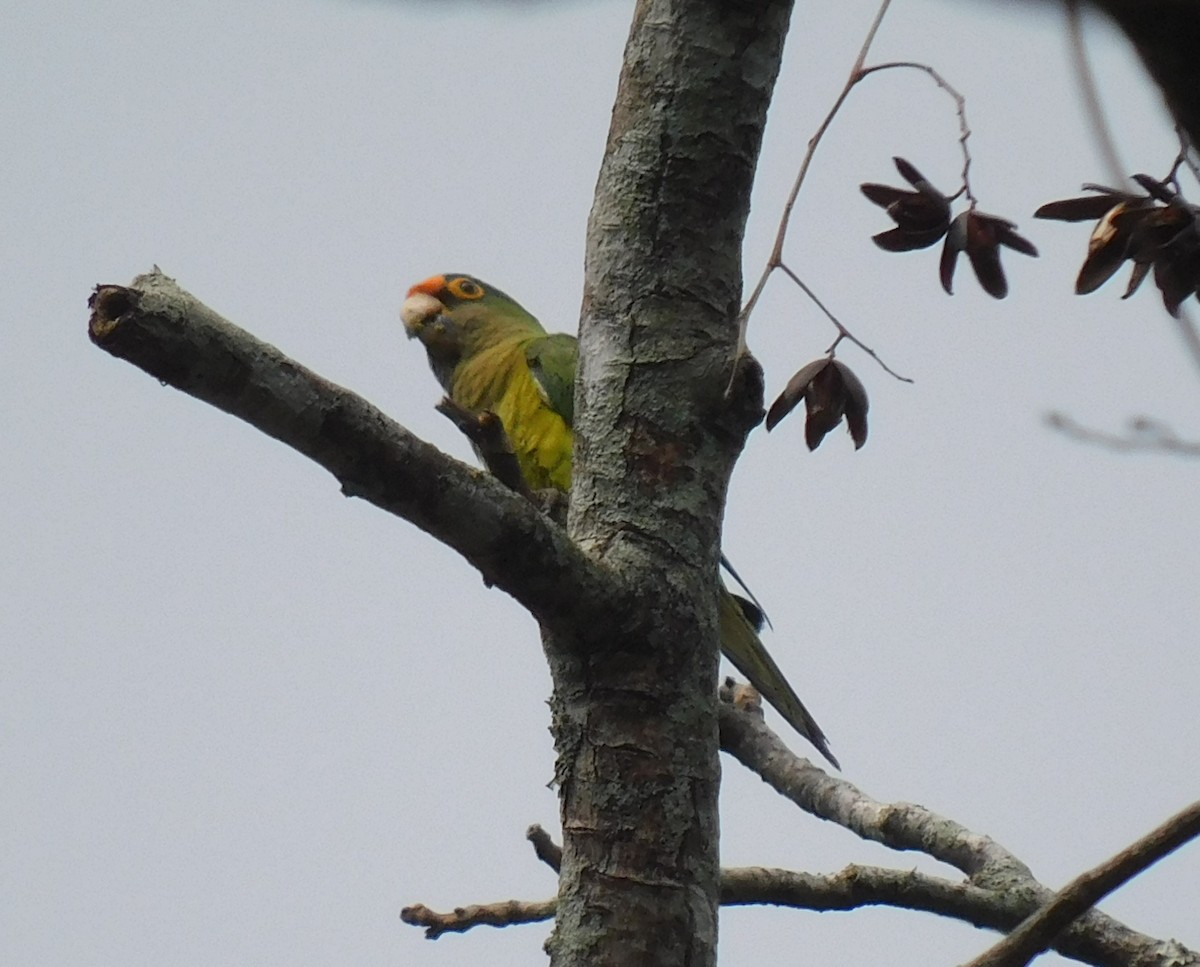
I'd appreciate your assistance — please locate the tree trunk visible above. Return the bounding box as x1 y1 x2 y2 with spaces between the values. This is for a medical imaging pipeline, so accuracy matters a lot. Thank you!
544 2 794 964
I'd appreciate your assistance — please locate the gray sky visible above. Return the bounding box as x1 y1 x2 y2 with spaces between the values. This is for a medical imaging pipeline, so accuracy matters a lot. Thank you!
4 1 1198 965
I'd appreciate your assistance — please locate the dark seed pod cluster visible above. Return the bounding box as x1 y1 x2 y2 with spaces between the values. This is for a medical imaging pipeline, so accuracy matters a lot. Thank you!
766 358 869 451
862 157 1037 299
1035 173 1200 317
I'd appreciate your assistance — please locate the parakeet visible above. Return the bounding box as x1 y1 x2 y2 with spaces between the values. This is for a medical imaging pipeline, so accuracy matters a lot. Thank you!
402 273 838 768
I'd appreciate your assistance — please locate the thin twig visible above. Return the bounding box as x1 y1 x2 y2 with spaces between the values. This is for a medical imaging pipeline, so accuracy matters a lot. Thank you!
1168 307 1200 382
1165 132 1200 188
778 262 914 383
401 827 563 940
736 1 977 390
1176 128 1200 185
1046 412 1200 456
858 60 974 205
963 799 1200 967
734 0 895 364
771 0 893 267
1066 0 1126 190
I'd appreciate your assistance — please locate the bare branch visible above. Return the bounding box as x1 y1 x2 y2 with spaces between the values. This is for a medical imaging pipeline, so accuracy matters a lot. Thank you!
736 0 897 365
858 60 974 204
723 864 1016 925
718 691 1028 880
436 397 534 499
526 824 563 873
1176 129 1200 185
1066 0 1127 189
398 866 994 941
1046 412 1200 456
718 697 1200 967
964 799 1200 967
738 3 964 389
765 0 893 270
400 845 1200 962
403 766 1197 962
1169 308 1200 381
87 270 632 645
401 899 556 940
777 262 914 383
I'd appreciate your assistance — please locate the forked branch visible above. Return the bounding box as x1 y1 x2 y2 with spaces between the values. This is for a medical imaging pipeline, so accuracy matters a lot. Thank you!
400 712 1198 964
965 798 1200 967
718 696 1199 967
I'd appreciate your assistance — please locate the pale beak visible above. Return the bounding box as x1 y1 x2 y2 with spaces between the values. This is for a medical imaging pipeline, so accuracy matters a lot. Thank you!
400 291 445 338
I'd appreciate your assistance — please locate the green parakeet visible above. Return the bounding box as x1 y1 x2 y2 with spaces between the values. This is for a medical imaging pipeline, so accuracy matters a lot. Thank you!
402 273 838 768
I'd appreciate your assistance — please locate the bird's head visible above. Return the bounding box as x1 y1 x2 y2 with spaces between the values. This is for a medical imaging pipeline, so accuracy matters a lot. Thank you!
401 273 537 365
401 274 475 361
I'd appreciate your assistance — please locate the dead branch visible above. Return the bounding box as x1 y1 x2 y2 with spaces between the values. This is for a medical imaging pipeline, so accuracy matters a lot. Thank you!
718 695 1199 967
436 397 535 499
964 798 1200 967
526 824 563 873
87 270 632 647
401 898 556 940
1046 413 1200 456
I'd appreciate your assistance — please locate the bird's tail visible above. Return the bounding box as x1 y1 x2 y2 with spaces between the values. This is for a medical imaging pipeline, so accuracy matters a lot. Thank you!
718 590 839 769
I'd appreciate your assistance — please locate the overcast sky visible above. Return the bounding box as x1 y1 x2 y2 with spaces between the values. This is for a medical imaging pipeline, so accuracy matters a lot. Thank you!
4 1 1198 965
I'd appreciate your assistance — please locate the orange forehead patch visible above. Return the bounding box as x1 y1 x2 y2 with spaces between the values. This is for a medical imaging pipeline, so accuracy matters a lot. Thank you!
405 275 447 299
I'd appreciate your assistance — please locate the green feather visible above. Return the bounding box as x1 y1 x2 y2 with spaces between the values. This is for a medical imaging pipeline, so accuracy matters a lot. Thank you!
526 332 577 427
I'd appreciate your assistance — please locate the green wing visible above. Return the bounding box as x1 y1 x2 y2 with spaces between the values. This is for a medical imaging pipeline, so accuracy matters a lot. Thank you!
526 332 578 427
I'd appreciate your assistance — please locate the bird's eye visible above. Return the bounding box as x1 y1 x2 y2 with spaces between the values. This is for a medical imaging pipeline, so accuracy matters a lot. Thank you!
449 277 484 300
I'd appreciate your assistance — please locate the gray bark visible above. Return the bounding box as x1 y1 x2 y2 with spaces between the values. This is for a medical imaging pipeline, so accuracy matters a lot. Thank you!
538 2 793 964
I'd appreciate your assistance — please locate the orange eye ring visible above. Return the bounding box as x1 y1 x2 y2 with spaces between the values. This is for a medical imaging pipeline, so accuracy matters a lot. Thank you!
448 277 485 300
